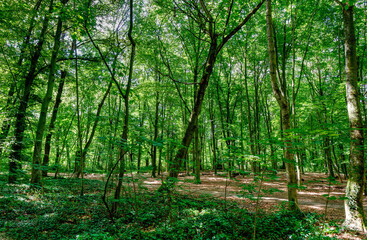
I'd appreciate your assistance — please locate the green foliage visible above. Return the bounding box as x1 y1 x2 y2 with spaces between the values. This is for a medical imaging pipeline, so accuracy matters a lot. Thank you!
0 178 338 240
0 0 366 237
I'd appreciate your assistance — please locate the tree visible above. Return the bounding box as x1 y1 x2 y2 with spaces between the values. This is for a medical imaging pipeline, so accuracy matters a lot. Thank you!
266 0 299 211
335 0 366 231
41 68 67 176
9 0 54 183
0 0 43 158
158 0 266 183
31 0 69 186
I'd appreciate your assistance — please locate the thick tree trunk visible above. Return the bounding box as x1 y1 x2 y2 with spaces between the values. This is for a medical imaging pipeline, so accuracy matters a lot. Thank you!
168 39 218 179
339 2 366 231
193 62 201 184
281 107 299 211
266 0 299 211
9 0 53 183
164 0 265 183
0 0 43 157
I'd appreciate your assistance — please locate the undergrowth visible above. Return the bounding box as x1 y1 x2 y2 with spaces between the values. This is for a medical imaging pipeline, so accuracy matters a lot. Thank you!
0 176 339 240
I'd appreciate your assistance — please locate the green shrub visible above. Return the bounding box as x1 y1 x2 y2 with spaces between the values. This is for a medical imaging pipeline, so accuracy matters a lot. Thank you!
1 177 338 240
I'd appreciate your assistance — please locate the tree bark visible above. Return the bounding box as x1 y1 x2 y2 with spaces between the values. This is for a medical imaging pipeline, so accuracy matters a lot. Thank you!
266 0 299 211
31 3 66 184
338 1 366 231
164 0 265 185
42 70 66 177
151 90 159 178
209 95 217 174
0 0 43 157
9 0 54 183
111 0 135 214
168 38 218 179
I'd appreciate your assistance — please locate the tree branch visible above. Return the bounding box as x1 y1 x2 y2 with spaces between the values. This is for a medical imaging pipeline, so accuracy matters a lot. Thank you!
35 57 100 77
217 0 265 54
334 0 344 7
156 69 198 86
84 25 126 99
157 54 192 114
223 0 234 37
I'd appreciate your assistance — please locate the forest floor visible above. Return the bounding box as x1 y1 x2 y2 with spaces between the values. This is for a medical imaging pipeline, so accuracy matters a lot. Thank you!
2 171 367 239
84 170 367 239
83 170 367 220
104 171 349 219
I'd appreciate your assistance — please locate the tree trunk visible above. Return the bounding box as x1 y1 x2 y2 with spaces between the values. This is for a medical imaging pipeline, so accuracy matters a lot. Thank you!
53 134 61 178
9 0 53 183
193 61 201 183
209 95 217 174
338 2 366 231
42 70 66 177
137 103 145 173
0 0 43 157
151 91 159 178
164 0 265 183
112 150 125 214
168 38 218 179
194 128 201 183
323 136 335 179
266 0 299 211
75 81 112 178
112 0 135 214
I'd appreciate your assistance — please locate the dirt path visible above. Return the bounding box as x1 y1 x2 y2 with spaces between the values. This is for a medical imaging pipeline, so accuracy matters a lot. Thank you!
124 171 367 221
83 171 367 239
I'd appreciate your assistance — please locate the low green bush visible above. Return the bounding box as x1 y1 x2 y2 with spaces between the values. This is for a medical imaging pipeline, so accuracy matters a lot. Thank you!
0 178 338 240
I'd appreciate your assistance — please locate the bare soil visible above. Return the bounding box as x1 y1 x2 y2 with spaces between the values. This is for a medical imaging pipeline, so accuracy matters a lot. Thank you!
129 172 348 218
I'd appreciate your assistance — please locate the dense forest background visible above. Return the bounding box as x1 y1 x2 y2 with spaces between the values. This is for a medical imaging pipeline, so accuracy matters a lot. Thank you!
0 0 367 239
